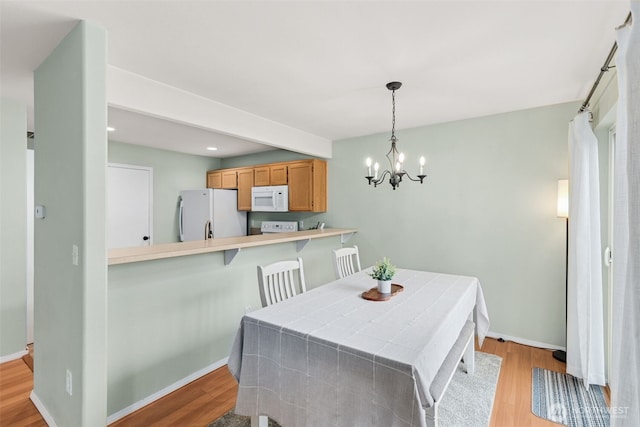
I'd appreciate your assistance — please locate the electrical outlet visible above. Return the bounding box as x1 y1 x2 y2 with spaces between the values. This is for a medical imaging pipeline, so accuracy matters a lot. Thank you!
35 205 46 219
66 369 73 396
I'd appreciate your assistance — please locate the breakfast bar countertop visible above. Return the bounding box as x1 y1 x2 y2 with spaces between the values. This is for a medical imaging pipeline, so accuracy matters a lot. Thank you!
108 228 357 265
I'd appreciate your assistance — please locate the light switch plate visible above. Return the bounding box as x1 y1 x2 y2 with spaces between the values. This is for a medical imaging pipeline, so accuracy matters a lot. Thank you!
72 245 79 266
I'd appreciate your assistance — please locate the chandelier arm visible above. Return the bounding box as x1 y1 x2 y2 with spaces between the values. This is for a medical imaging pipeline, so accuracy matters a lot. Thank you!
400 170 428 184
367 169 392 187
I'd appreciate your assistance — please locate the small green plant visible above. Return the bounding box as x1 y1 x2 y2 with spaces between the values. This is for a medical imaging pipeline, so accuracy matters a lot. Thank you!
369 257 396 281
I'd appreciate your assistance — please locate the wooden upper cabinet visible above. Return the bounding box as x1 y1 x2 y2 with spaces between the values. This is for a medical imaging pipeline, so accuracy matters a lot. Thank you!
207 171 222 188
236 168 254 211
254 164 287 186
270 164 288 185
207 159 326 212
288 159 327 212
254 166 270 186
221 170 238 189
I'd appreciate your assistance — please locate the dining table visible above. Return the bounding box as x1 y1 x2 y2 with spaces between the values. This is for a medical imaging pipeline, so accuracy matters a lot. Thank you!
227 268 490 427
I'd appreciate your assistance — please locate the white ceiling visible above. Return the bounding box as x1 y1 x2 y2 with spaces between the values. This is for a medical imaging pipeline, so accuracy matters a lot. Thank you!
0 1 630 158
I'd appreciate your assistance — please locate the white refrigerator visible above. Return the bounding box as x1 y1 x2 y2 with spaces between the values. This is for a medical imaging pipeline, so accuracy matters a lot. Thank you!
179 189 247 242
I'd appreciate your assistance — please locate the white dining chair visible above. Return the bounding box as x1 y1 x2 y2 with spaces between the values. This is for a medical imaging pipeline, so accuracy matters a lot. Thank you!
257 257 307 307
332 245 361 279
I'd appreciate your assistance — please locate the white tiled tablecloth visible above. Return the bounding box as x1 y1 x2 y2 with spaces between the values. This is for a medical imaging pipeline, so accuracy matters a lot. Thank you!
228 268 490 427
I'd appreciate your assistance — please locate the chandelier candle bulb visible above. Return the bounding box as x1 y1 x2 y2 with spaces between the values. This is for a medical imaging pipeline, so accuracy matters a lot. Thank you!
374 162 379 179
366 157 372 177
420 156 425 175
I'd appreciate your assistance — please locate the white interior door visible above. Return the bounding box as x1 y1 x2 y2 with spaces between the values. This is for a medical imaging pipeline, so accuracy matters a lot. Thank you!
108 163 153 249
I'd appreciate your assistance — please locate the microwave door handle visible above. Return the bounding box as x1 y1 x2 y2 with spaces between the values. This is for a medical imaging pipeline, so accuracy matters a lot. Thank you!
272 191 277 209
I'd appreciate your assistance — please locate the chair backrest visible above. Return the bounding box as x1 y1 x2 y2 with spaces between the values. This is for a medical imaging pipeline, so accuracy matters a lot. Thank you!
257 257 307 307
332 245 361 279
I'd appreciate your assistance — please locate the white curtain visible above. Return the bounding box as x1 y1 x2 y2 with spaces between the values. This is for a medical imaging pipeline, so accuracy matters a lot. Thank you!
611 4 639 426
566 111 606 387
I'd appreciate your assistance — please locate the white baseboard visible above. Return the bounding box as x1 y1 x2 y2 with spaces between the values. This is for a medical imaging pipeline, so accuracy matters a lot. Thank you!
486 331 566 352
30 391 58 427
106 357 229 424
0 349 28 364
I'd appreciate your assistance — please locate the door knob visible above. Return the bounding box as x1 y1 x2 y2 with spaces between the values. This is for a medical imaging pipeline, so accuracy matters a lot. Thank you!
143 236 150 241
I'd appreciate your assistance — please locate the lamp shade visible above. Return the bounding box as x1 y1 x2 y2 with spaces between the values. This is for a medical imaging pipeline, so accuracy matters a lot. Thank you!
557 179 569 218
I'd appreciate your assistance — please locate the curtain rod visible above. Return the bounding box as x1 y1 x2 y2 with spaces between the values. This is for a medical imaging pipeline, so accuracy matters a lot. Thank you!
578 11 633 113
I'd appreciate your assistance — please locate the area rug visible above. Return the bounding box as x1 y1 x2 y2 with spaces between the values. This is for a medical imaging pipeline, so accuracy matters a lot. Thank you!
532 367 610 427
209 352 502 427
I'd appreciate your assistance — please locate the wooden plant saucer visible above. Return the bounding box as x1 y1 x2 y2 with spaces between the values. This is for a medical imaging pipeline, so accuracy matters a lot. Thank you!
361 284 404 301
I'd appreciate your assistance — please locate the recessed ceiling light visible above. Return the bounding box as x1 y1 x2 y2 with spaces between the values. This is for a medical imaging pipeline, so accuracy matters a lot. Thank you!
206 147 218 151
107 126 115 132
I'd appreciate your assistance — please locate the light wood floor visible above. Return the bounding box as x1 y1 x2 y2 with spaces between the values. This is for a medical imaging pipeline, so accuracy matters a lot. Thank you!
1 338 571 427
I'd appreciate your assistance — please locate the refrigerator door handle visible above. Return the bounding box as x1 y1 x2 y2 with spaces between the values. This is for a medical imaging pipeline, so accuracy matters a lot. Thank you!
206 220 213 240
179 199 184 241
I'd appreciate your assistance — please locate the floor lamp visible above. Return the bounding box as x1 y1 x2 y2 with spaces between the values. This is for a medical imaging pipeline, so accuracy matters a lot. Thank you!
554 179 569 362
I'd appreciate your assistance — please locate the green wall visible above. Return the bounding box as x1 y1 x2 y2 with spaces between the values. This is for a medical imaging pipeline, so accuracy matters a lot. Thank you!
4 14 617 423
0 98 28 359
33 21 108 426
220 148 312 168
106 101 579 417
107 236 343 416
217 101 579 347
105 145 339 417
108 141 221 243
323 102 579 347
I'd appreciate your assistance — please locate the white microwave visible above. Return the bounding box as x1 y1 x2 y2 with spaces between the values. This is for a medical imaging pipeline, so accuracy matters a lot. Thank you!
251 185 289 212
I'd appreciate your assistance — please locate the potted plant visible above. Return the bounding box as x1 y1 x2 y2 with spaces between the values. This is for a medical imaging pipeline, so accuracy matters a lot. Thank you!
369 257 396 295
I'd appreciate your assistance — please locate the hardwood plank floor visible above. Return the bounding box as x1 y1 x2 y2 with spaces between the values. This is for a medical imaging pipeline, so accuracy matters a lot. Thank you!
1 338 571 427
0 359 46 427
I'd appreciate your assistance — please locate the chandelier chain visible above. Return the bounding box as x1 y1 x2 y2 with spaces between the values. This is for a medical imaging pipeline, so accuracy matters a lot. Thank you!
391 89 396 140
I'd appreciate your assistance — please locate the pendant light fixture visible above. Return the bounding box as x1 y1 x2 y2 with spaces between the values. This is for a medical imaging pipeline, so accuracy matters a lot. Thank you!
365 82 426 190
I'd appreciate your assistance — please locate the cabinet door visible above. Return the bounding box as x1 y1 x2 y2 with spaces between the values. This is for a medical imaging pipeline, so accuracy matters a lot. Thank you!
288 160 327 212
221 170 238 189
310 159 327 212
207 171 222 188
237 168 254 211
254 166 270 186
270 164 288 185
288 162 313 211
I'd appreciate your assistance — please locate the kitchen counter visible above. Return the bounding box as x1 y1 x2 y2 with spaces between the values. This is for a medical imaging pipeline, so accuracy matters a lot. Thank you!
108 228 357 265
